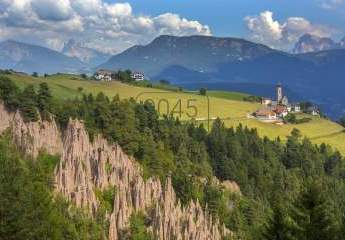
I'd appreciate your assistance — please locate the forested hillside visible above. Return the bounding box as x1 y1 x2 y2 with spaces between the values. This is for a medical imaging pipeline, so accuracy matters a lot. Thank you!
1 76 345 239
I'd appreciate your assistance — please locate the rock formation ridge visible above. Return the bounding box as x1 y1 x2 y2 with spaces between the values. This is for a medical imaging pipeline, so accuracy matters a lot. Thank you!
0 103 231 240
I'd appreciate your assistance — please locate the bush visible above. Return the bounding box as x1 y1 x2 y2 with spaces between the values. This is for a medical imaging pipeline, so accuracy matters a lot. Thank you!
80 74 88 79
243 95 261 102
128 212 154 240
339 116 345 128
159 79 170 85
283 113 297 124
284 113 312 124
199 88 207 96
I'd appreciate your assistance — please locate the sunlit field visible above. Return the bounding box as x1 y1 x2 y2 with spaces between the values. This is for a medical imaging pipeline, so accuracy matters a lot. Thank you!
4 72 345 154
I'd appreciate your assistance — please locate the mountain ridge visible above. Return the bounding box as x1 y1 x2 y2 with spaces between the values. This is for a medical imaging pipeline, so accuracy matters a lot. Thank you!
0 39 88 74
293 33 345 54
99 35 277 76
62 39 111 66
99 35 345 118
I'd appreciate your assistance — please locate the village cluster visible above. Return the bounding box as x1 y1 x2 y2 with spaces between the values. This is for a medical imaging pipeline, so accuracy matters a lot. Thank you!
254 83 319 123
94 69 145 81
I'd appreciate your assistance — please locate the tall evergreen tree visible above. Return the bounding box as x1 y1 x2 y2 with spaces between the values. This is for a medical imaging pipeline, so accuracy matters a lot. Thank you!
37 82 52 120
19 85 39 122
293 181 339 240
283 128 302 169
263 197 300 240
0 76 19 110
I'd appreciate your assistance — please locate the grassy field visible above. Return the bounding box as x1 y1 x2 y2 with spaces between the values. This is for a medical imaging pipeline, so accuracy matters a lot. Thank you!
206 90 250 101
3 72 345 154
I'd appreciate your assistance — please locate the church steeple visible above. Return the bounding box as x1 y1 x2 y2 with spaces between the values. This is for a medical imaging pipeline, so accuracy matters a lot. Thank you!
276 82 283 103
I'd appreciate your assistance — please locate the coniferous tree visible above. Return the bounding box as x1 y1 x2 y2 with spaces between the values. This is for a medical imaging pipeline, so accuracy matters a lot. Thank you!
283 128 302 169
0 76 19 110
19 85 39 122
292 181 339 240
263 196 300 240
37 82 52 120
127 212 153 240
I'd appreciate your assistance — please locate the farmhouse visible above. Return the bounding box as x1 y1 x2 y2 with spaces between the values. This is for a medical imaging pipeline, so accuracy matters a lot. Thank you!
307 106 320 116
261 98 272 105
274 105 288 118
94 69 114 81
255 108 277 121
291 103 301 112
131 72 145 81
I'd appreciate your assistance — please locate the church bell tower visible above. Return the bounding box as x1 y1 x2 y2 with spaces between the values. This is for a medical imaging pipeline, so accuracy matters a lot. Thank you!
276 83 283 103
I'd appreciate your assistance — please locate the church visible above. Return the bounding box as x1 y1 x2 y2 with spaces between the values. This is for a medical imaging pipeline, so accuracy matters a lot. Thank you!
255 83 301 121
261 83 301 112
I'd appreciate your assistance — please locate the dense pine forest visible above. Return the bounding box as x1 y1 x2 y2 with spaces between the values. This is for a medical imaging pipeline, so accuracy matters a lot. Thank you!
1 75 345 240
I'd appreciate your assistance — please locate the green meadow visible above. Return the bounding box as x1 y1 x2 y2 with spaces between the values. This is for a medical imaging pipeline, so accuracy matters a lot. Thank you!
4 72 345 155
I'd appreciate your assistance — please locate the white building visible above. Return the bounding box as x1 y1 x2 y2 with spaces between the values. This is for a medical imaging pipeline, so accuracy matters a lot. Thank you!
131 72 145 81
281 96 289 106
292 103 301 112
287 104 292 112
307 106 319 116
95 70 114 81
261 98 272 106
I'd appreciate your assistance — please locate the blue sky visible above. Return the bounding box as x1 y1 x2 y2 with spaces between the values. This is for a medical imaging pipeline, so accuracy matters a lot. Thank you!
0 0 344 53
112 0 345 38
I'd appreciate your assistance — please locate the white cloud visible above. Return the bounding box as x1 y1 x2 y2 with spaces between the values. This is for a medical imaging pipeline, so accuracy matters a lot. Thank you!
153 13 211 36
0 0 211 54
245 11 334 50
31 0 73 21
320 0 344 9
105 2 132 17
245 11 282 43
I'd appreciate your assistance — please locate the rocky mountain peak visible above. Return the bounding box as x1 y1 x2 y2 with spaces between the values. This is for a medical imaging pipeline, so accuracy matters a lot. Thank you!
338 37 345 48
62 39 111 66
293 34 337 54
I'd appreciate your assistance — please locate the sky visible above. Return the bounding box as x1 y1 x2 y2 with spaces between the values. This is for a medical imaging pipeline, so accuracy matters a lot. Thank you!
0 0 344 54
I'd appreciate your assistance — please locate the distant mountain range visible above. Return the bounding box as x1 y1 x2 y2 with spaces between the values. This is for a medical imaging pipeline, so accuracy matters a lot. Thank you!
99 35 274 77
293 33 345 54
0 39 111 74
0 40 88 74
99 35 345 119
62 39 111 66
1 35 345 118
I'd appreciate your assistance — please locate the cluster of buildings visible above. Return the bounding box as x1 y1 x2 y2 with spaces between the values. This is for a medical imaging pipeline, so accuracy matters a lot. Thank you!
254 83 318 122
94 69 113 81
94 69 145 82
130 72 145 81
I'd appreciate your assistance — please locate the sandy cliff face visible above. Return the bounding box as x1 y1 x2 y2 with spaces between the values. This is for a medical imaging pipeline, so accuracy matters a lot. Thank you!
0 104 12 132
0 103 231 240
0 103 62 158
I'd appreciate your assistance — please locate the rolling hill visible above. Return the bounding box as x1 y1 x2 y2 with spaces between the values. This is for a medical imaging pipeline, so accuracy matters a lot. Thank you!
3 72 345 155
